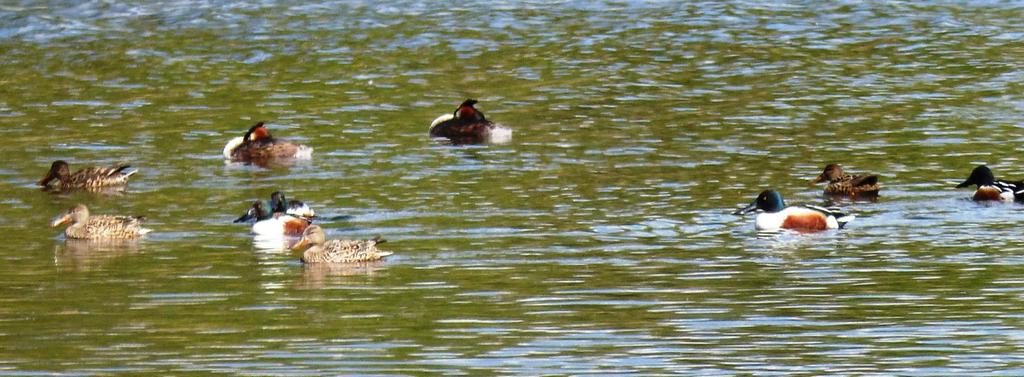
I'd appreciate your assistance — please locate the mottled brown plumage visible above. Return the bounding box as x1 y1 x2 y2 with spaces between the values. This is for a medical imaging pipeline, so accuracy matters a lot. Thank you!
51 204 150 239
813 164 880 197
291 225 391 264
429 99 506 144
37 160 136 190
223 122 312 162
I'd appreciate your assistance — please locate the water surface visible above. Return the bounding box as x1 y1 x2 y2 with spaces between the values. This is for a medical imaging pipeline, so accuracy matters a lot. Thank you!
3 1 1024 375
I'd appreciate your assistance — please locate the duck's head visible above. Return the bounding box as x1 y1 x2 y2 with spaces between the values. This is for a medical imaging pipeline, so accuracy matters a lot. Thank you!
733 190 786 215
244 122 272 142
268 191 315 219
52 204 89 227
269 191 287 212
38 160 71 186
957 165 995 188
233 201 271 223
454 99 485 122
813 164 844 184
291 225 326 250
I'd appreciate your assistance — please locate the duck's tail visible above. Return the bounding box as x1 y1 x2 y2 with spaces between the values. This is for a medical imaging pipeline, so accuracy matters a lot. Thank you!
294 145 314 159
836 214 856 229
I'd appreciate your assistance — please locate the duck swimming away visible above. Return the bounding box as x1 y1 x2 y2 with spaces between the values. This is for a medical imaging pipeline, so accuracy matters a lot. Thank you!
429 99 512 144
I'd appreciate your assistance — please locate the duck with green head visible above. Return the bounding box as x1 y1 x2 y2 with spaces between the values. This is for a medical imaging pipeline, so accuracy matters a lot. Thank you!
734 190 854 231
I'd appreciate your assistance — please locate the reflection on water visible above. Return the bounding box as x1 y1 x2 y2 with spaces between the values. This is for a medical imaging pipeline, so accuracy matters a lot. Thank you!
54 239 142 271
2 0 1024 375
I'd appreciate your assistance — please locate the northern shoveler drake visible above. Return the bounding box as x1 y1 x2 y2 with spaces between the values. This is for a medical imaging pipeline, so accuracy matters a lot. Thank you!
223 122 313 162
37 160 136 190
956 165 1024 202
734 190 855 231
429 99 512 144
51 204 151 239
269 191 315 219
812 164 880 198
291 225 391 264
233 201 311 237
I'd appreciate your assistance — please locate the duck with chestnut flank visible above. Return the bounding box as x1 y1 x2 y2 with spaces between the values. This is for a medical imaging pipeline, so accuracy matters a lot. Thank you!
429 99 511 144
37 160 136 190
234 201 311 237
291 225 391 264
223 122 313 162
734 190 855 231
956 165 1024 202
51 204 151 239
812 164 880 198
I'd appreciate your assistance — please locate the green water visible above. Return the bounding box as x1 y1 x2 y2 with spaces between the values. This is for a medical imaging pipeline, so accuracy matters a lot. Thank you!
3 1 1024 374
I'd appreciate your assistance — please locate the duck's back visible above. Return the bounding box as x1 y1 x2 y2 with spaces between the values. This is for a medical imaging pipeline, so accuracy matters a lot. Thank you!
302 239 390 264
63 164 134 188
826 174 880 195
232 139 304 160
429 118 494 143
68 215 148 239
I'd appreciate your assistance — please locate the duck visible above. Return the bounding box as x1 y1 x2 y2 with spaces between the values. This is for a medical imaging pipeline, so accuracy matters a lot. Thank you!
734 190 855 231
291 225 391 264
233 201 310 237
37 160 137 190
51 204 151 239
269 191 315 219
956 165 1024 202
223 122 313 162
812 164 880 198
428 99 511 144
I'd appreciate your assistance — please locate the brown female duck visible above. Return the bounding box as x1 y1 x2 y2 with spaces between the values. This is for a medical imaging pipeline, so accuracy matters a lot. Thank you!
291 225 391 264
429 99 511 144
51 204 151 239
223 122 313 162
812 164 880 198
37 160 136 190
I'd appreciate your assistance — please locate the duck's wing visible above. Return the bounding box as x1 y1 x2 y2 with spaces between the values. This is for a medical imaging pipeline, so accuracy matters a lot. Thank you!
85 215 148 238
318 239 390 263
848 174 879 188
68 164 136 186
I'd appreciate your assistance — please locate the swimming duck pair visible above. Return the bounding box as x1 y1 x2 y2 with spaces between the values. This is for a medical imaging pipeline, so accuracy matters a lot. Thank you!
732 164 874 231
222 99 510 166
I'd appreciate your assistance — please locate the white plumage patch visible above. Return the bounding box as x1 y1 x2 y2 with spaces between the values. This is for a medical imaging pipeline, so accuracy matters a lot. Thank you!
488 124 513 144
294 145 314 159
754 206 849 231
429 113 454 133
286 203 315 218
223 136 244 158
